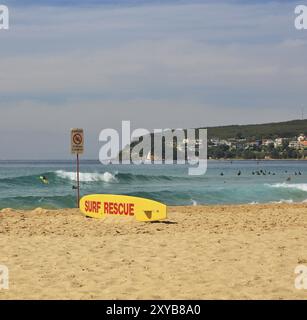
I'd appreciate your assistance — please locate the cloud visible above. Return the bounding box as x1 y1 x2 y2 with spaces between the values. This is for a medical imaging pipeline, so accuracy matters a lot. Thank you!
0 1 306 158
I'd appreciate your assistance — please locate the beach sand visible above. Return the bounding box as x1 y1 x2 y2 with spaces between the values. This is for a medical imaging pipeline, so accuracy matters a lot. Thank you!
1 204 307 300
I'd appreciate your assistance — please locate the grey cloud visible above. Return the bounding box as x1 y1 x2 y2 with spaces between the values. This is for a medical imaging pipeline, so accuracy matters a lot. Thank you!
0 2 306 158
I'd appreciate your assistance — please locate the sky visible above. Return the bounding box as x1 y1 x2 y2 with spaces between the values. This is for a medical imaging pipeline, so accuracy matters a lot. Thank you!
0 0 306 159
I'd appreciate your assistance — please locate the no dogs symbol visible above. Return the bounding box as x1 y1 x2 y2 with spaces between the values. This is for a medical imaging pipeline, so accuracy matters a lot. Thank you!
73 133 83 145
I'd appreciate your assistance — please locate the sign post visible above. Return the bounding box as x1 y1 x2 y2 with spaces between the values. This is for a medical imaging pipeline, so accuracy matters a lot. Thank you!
71 128 84 208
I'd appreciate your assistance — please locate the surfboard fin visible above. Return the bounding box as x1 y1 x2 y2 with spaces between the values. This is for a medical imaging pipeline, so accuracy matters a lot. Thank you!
144 210 153 219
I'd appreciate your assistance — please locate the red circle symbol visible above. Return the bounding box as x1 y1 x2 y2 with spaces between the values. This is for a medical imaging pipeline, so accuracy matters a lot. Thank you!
73 133 83 145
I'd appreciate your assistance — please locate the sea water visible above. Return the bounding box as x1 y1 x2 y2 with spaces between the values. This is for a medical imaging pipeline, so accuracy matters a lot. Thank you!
0 160 307 209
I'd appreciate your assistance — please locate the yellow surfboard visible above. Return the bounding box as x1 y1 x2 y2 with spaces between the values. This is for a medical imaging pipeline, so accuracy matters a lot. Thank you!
79 194 167 222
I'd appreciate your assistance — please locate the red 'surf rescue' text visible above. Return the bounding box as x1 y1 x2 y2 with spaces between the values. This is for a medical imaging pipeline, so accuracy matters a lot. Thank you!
85 200 135 216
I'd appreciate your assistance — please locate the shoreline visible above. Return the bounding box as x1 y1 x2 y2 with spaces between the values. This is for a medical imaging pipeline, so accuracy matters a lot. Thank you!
208 158 307 161
0 158 307 162
1 203 307 299
1 200 307 212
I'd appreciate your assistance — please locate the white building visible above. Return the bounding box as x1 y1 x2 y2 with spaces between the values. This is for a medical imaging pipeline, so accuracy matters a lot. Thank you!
298 134 305 142
289 141 300 149
263 139 274 146
274 138 284 148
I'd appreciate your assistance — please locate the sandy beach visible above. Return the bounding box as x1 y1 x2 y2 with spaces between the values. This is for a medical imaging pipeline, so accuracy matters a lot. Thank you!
1 203 307 300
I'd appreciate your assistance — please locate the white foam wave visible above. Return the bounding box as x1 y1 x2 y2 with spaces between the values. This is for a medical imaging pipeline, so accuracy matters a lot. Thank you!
270 199 294 204
250 199 307 205
269 183 307 192
55 170 116 182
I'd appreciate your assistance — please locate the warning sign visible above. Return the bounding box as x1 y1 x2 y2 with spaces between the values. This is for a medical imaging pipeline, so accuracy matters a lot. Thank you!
71 128 84 154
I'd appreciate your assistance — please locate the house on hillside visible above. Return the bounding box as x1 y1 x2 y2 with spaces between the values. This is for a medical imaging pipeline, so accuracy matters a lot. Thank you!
274 138 284 147
263 139 274 146
299 140 307 149
298 134 305 142
289 141 300 149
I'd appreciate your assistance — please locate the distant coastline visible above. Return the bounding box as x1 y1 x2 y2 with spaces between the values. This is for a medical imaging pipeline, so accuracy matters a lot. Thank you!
207 158 307 161
122 119 307 163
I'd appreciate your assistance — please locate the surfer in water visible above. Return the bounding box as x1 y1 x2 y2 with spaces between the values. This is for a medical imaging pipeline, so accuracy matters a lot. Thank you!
39 175 49 184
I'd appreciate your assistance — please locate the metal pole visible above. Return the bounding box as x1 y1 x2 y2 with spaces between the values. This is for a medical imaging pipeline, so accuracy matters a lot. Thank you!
77 153 80 208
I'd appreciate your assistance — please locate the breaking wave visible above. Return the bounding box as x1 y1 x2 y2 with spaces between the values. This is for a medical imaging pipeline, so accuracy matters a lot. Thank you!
55 170 116 182
269 183 307 192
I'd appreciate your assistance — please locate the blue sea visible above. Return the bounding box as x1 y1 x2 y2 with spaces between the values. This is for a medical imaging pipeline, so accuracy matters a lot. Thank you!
0 160 307 209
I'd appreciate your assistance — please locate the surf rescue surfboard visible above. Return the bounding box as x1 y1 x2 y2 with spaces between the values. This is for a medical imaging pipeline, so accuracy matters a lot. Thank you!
79 194 167 222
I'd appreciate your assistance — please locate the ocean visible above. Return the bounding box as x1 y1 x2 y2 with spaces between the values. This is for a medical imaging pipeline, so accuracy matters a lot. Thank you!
0 160 307 209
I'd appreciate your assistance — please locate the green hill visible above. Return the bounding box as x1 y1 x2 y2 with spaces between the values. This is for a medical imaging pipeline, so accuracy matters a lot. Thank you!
203 119 307 140
120 119 307 160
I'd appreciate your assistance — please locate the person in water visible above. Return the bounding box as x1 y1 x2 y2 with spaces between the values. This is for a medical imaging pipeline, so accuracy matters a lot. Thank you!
40 175 49 184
